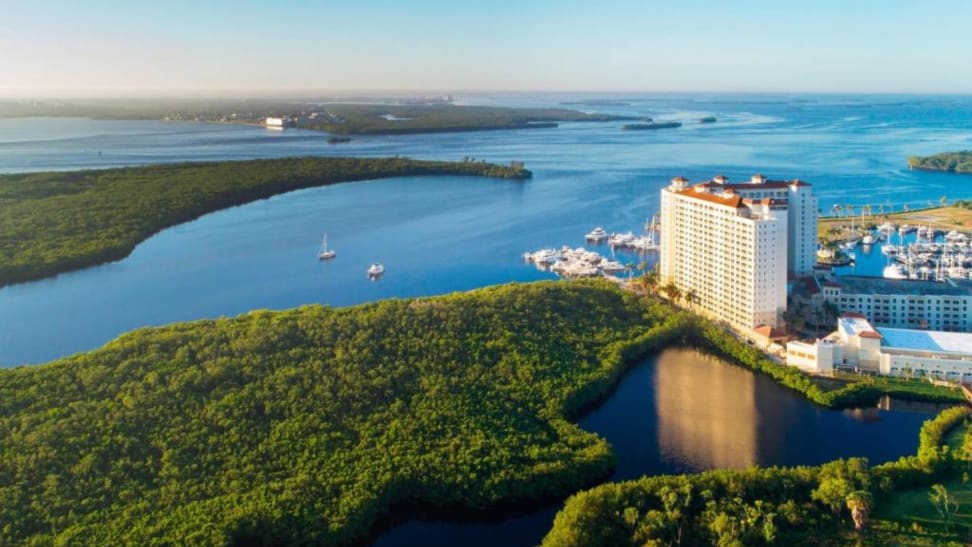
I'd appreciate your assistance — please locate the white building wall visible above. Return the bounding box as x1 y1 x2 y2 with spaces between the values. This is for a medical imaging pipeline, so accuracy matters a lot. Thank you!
880 352 972 383
824 288 972 332
659 182 787 330
786 340 834 374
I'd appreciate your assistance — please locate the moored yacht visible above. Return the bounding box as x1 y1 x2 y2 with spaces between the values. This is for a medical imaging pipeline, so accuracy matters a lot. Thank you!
882 263 909 280
318 233 336 260
367 263 385 277
585 226 609 242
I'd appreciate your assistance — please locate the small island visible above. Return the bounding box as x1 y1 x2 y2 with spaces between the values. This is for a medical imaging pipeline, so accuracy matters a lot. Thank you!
621 121 682 131
326 136 351 144
908 150 972 173
699 115 717 123
0 157 531 287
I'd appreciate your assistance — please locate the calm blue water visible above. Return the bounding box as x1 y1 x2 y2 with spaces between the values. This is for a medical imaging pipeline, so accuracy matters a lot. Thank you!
372 348 944 547
2 94 972 366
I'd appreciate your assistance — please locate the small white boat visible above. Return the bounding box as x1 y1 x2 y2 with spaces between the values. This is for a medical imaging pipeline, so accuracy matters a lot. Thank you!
608 232 636 247
318 233 336 260
367 263 385 277
861 234 875 245
599 260 626 274
883 263 909 280
585 226 609 242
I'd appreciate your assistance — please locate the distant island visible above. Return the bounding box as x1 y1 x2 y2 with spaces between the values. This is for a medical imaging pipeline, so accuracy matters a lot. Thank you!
0 98 634 136
560 99 632 107
621 121 682 131
908 150 972 173
303 104 630 135
699 115 717 123
326 136 351 144
0 157 531 287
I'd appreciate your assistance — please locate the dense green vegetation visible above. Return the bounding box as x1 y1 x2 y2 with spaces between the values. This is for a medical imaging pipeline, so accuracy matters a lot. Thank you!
543 406 972 546
0 281 696 545
304 104 630 135
908 150 972 173
0 157 530 287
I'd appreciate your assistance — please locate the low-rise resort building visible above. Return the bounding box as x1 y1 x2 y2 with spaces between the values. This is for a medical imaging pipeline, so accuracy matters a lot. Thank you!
786 313 972 381
819 276 972 332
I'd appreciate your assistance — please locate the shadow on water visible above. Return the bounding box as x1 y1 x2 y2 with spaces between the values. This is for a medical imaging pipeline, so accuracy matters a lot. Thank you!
368 348 946 547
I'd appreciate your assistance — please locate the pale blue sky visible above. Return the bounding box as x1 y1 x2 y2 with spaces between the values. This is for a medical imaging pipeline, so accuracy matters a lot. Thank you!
2 0 971 96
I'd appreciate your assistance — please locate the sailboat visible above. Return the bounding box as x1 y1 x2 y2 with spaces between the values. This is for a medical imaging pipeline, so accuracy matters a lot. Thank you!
318 233 336 260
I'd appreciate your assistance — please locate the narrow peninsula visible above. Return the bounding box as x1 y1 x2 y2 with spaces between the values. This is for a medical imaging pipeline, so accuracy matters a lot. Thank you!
908 150 972 173
0 157 531 287
0 98 633 136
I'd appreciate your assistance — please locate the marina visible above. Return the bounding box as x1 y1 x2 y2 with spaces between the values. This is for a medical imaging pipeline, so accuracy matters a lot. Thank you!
525 223 659 279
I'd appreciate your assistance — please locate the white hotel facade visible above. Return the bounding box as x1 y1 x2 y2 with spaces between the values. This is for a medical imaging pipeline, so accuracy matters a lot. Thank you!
659 175 817 331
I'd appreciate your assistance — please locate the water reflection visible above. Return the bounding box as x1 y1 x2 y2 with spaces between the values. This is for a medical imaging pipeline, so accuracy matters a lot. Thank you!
654 349 758 469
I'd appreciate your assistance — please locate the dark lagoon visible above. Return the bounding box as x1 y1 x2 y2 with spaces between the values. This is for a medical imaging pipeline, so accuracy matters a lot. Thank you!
3 94 972 366
371 348 946 547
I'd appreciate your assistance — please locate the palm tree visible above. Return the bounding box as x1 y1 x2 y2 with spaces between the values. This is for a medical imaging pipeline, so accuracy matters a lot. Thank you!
929 483 960 532
903 203 910 213
685 289 698 309
862 204 872 218
660 282 681 304
846 491 872 531
846 204 855 218
640 270 659 293
940 195 948 207
831 204 842 218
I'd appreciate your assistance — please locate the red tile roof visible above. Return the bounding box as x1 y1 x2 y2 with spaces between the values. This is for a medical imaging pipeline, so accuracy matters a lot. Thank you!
677 188 743 208
753 325 788 339
859 330 883 339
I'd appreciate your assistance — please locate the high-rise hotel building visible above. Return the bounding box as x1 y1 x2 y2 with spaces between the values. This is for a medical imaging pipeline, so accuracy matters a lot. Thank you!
659 175 817 331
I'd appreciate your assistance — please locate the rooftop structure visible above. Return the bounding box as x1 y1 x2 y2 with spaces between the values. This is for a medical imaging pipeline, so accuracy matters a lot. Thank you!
786 314 972 379
820 275 972 332
879 328 972 355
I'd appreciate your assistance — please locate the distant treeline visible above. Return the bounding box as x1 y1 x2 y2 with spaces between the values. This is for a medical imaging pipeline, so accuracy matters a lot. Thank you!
908 150 972 173
305 104 630 135
0 157 531 287
621 121 682 131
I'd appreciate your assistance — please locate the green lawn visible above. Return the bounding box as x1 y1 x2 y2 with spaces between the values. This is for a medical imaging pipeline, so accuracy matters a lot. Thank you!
868 424 972 545
868 477 972 545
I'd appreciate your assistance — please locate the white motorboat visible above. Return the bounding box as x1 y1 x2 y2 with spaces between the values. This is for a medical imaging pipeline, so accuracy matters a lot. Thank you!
608 231 635 247
861 234 875 245
367 263 385 277
318 233 336 260
883 263 909 280
585 226 609 242
599 260 626 274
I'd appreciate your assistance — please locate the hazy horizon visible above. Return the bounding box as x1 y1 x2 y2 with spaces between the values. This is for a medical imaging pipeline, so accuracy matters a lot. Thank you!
3 0 972 97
